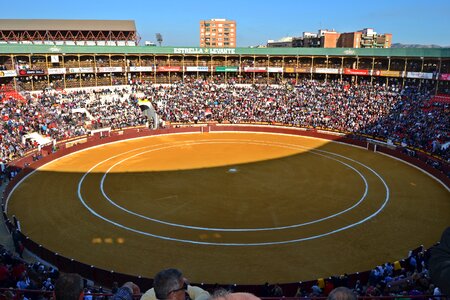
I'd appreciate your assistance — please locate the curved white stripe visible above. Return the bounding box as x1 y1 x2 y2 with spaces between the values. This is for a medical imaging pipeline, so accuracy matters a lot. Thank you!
76 137 390 245
5 131 391 246
97 139 369 231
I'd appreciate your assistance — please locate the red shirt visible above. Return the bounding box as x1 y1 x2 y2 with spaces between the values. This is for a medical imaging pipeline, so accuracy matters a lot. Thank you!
0 265 10 281
11 263 26 280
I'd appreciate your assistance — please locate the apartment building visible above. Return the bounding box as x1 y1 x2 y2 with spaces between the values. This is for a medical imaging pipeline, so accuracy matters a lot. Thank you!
200 19 236 48
267 28 392 48
337 28 392 48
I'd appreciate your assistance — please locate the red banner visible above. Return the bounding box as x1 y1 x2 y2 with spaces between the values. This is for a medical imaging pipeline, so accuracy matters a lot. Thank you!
18 69 46 76
344 68 369 76
439 73 450 81
431 95 450 103
157 66 181 72
244 67 267 73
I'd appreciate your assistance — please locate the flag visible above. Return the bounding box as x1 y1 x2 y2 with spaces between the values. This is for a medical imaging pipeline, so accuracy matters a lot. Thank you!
138 99 152 111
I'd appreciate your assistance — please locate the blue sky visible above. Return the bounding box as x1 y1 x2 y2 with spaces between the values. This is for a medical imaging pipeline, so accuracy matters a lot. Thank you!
3 0 450 47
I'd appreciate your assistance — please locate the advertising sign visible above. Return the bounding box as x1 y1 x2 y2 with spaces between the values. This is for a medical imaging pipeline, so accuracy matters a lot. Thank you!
284 67 295 73
268 67 283 73
185 66 209 72
344 68 369 75
440 73 450 81
18 69 46 76
215 66 239 72
406 72 434 79
244 67 267 72
174 48 236 55
314 68 340 74
0 70 17 77
69 67 94 73
48 68 66 75
379 70 403 77
157 66 182 72
97 67 123 73
129 66 153 72
296 67 311 73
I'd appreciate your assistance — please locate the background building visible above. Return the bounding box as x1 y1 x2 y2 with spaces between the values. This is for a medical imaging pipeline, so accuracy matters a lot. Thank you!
267 28 392 48
266 37 296 48
200 18 236 48
336 28 392 48
0 19 139 46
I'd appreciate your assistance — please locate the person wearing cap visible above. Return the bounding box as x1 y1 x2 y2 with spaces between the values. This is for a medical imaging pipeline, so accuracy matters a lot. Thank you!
141 268 209 300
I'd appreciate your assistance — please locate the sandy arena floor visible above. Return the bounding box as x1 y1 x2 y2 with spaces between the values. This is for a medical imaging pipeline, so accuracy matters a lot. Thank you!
6 132 450 284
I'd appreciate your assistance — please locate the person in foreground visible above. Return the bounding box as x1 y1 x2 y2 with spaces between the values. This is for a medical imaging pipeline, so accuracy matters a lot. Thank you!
429 227 450 295
55 273 84 300
141 268 210 300
112 282 141 300
327 287 357 300
209 288 261 300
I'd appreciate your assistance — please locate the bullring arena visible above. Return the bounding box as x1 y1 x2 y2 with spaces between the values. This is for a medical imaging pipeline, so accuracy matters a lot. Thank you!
1 26 450 293
4 125 450 286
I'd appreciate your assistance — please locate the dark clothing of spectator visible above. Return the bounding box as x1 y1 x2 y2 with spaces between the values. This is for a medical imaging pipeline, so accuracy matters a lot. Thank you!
429 227 450 295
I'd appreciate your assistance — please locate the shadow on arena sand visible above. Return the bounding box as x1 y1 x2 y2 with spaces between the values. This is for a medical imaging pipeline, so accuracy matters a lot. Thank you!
3 128 450 286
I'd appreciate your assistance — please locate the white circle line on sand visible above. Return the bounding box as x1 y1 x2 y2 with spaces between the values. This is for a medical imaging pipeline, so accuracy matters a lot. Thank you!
75 137 390 245
97 139 369 231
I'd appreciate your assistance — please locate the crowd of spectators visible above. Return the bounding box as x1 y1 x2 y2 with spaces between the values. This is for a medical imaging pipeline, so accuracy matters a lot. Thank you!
143 79 449 160
147 79 399 130
0 87 148 164
86 97 147 130
361 81 449 159
49 261 448 300
301 251 443 298
0 243 58 300
1 79 448 180
0 81 448 299
0 243 446 300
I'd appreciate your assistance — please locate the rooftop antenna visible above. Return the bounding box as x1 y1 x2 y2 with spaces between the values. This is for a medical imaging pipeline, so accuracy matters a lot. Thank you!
156 33 163 46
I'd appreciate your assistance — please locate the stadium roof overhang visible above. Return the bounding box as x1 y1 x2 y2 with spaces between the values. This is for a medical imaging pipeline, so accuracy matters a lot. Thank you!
0 19 136 31
0 44 449 58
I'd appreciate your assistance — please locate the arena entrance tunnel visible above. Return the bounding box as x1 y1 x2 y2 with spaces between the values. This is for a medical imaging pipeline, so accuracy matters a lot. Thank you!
3 124 450 292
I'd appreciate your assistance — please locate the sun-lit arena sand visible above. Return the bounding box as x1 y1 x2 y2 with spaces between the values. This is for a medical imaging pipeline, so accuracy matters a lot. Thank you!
7 132 450 284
